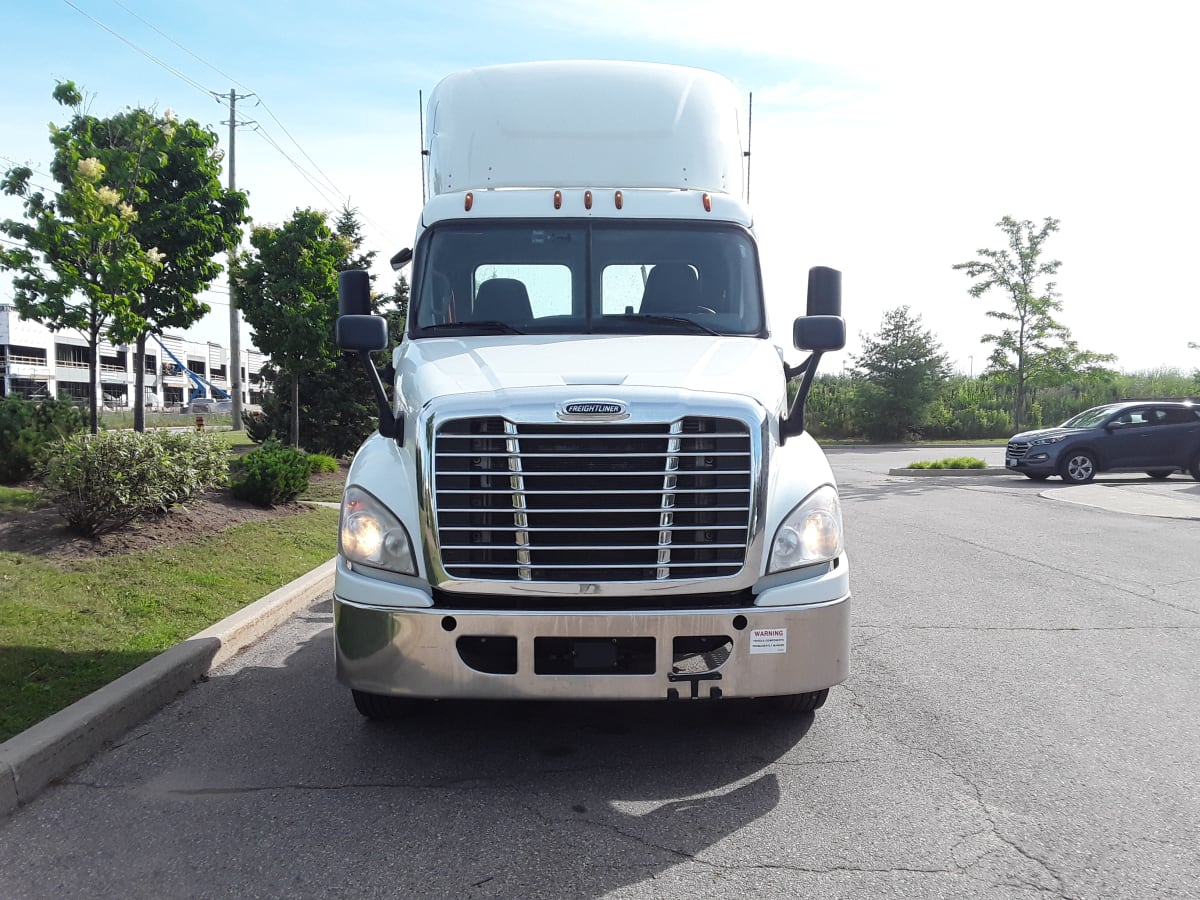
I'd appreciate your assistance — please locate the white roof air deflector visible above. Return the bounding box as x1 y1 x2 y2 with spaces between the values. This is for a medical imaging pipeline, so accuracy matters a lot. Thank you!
425 61 745 197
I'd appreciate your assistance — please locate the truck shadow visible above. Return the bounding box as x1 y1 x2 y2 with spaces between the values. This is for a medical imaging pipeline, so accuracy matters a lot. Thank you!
124 600 813 898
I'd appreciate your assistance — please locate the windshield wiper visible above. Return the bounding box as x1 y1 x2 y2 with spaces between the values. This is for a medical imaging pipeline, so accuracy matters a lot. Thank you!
606 314 720 336
419 321 525 335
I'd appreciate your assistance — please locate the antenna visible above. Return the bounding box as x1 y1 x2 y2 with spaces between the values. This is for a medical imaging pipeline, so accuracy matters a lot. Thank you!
419 89 427 205
745 91 753 204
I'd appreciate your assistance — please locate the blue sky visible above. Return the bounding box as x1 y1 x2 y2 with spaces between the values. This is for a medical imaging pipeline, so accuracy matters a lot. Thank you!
3 0 1198 374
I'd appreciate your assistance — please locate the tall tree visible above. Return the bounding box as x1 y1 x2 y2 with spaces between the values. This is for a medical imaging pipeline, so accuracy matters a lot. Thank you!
1 85 156 433
953 216 1114 431
235 208 349 447
1 82 245 432
378 274 410 341
851 306 950 441
85 106 247 431
255 212 406 456
334 203 377 275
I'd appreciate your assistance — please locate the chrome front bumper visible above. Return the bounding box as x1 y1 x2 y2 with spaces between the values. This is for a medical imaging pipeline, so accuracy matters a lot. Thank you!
334 591 850 702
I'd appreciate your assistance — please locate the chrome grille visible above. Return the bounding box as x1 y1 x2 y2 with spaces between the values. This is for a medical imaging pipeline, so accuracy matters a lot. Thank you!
1007 441 1029 459
434 416 752 582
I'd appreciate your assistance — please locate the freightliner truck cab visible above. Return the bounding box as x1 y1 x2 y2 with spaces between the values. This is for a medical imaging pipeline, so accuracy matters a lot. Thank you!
334 60 849 718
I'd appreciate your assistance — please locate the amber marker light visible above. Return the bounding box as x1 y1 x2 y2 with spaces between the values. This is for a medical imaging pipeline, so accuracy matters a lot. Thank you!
702 193 712 212
464 192 474 211
554 190 562 209
614 190 623 209
584 190 593 209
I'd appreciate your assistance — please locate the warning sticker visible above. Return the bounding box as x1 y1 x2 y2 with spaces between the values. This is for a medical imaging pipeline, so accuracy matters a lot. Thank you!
749 628 787 654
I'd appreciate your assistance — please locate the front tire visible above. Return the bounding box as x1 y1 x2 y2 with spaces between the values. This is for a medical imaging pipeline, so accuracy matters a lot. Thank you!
759 689 829 714
352 689 411 719
1060 451 1097 484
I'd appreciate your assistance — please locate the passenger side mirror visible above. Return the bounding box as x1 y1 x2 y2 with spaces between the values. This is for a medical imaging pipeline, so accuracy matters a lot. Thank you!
335 269 401 441
336 314 389 352
338 269 372 316
806 266 841 317
794 315 846 352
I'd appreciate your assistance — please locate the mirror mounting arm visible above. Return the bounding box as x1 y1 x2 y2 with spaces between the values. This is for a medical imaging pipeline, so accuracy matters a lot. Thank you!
358 349 403 443
781 352 823 444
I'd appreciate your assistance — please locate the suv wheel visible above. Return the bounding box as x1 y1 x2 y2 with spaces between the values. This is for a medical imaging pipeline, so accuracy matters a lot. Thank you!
1061 451 1097 484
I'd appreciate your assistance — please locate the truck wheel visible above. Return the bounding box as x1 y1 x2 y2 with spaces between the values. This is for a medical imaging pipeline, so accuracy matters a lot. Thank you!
351 689 410 719
761 689 829 714
1060 451 1096 484
1145 470 1174 479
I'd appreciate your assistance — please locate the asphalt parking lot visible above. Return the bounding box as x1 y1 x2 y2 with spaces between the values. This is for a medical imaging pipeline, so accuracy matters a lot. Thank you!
1 447 1197 898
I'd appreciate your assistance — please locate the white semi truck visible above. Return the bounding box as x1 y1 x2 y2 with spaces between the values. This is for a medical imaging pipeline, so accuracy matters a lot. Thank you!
334 60 849 718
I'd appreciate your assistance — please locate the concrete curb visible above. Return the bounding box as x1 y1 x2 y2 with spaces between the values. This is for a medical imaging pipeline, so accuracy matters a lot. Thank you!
0 557 336 818
887 466 1010 477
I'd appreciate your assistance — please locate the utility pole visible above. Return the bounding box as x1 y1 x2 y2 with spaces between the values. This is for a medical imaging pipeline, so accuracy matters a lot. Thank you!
222 88 253 430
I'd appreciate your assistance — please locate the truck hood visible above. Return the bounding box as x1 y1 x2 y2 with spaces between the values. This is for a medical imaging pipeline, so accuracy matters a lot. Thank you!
394 334 785 408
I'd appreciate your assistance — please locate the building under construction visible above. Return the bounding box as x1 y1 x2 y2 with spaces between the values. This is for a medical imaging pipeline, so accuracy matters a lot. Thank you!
0 303 266 410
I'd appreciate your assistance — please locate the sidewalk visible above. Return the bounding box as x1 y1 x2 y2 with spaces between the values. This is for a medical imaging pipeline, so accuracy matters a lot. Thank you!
888 464 1200 521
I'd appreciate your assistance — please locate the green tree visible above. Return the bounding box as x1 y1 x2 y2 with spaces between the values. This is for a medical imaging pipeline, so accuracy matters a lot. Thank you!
1 84 157 433
378 273 410 343
43 97 249 431
334 203 377 274
1 82 244 432
953 216 1115 431
88 109 246 434
235 209 349 447
850 306 950 442
255 226 407 457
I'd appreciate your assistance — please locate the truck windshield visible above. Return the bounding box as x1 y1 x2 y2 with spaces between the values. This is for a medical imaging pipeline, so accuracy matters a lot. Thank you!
410 220 765 337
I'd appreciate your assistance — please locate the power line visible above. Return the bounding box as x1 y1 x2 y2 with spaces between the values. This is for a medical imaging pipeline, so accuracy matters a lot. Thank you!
108 0 249 92
0 155 51 179
103 2 389 236
62 0 393 240
251 126 342 210
61 0 216 100
105 0 361 216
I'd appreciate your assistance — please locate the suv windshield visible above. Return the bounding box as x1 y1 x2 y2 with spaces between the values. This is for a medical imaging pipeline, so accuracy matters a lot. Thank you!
1061 405 1123 428
410 220 765 337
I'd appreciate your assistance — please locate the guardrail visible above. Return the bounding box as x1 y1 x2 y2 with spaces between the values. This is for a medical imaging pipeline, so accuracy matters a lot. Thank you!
3 355 49 367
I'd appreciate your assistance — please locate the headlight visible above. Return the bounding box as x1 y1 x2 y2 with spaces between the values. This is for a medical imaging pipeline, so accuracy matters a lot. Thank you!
339 485 417 575
767 484 844 574
1030 435 1067 446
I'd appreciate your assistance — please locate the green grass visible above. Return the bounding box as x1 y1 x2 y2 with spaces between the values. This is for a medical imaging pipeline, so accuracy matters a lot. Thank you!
298 479 345 503
0 506 338 742
214 428 256 448
0 486 45 513
907 456 988 469
99 410 234 429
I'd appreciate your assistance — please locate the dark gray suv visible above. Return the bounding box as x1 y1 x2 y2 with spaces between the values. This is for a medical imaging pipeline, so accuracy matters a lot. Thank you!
1005 400 1200 484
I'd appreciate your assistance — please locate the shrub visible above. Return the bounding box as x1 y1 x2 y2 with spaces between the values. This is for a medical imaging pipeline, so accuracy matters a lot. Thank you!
0 396 86 483
229 439 312 507
907 456 987 470
42 430 229 535
241 409 274 443
305 452 339 475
